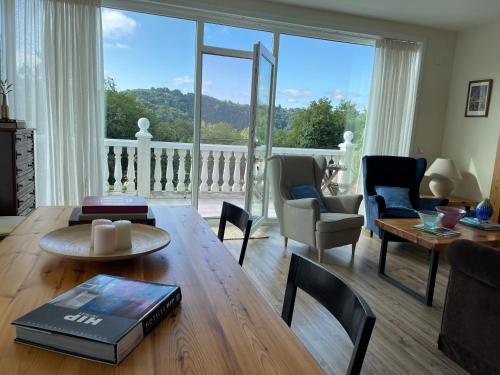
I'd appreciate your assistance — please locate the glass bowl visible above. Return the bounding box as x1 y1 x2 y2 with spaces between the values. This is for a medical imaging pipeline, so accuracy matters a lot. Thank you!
435 206 466 229
418 210 444 229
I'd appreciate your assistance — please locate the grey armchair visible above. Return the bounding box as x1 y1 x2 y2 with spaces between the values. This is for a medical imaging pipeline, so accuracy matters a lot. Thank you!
269 155 364 263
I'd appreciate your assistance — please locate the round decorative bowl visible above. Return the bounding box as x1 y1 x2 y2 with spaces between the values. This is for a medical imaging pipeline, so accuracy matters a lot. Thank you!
436 206 466 229
418 210 444 229
39 224 171 261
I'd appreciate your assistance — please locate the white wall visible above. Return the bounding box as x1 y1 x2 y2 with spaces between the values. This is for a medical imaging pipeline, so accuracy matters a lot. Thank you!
441 20 500 200
119 0 457 163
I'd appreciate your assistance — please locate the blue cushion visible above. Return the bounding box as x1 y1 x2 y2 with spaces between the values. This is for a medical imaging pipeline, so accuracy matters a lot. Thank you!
375 186 414 210
289 185 328 213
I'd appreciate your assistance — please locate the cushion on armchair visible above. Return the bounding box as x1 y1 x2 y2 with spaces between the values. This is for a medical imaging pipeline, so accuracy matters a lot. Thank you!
375 186 414 210
289 185 328 213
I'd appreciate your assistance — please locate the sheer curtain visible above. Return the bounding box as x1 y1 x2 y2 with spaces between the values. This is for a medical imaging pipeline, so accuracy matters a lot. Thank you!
363 39 422 156
0 0 104 206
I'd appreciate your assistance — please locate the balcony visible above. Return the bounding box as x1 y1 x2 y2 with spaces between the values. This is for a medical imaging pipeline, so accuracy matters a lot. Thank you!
105 118 357 217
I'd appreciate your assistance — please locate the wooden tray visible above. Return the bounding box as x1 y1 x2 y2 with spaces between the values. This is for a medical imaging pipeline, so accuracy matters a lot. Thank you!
39 224 171 261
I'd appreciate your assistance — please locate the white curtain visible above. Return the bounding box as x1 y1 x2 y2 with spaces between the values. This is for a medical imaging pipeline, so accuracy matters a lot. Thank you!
363 39 421 156
0 0 104 206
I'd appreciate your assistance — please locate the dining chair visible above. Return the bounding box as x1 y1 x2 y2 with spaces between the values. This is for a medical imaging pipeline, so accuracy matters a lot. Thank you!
218 201 253 266
281 253 376 375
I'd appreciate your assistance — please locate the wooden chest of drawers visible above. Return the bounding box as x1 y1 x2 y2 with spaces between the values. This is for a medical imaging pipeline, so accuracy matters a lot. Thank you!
0 128 35 216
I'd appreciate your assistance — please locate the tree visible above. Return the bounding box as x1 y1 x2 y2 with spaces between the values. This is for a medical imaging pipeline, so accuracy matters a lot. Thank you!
201 122 246 145
105 78 155 139
289 98 344 149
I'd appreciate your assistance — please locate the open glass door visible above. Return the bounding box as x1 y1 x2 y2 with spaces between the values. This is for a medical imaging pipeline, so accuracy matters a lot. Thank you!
245 43 275 229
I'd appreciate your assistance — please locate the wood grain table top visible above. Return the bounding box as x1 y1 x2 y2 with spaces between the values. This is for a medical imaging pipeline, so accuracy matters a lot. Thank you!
376 218 500 251
0 206 324 374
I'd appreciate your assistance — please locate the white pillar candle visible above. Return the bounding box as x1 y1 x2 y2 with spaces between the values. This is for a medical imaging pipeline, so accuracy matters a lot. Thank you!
91 219 112 246
114 220 132 250
93 224 117 255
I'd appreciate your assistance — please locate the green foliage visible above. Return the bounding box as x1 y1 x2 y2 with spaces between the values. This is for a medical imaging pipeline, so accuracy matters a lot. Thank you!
105 78 367 151
201 122 247 145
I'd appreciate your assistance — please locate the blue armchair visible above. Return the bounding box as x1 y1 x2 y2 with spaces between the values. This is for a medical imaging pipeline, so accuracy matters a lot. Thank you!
362 156 448 237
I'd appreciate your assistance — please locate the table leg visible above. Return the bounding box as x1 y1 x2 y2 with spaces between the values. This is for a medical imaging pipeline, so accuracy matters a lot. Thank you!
378 230 388 274
425 251 440 306
377 231 440 307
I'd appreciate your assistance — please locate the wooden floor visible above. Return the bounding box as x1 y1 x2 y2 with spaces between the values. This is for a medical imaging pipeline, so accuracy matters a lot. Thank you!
222 225 469 375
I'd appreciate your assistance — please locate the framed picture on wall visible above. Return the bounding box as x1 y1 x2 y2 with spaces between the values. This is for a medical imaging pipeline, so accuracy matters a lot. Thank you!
465 79 493 117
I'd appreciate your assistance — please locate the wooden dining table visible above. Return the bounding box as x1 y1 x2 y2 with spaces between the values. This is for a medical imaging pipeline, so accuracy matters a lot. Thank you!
0 206 324 374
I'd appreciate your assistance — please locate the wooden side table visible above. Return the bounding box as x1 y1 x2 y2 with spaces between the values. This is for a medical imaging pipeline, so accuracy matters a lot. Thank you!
420 194 478 210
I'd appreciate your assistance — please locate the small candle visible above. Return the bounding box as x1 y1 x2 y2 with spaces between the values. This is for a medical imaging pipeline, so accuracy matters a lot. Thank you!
91 219 112 245
114 220 132 250
93 224 117 255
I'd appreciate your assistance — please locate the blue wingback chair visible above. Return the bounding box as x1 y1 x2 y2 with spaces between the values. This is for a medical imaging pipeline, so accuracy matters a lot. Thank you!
362 156 448 237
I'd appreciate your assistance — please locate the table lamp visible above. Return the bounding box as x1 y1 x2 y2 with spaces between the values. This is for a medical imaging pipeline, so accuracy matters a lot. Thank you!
425 158 462 198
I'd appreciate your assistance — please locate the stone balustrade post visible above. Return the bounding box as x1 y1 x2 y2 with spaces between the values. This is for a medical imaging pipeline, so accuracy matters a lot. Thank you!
177 150 187 192
153 148 163 192
232 152 242 192
126 147 136 193
104 146 110 193
211 151 221 192
199 150 210 192
339 131 355 193
165 149 175 192
221 151 232 192
135 118 152 197
113 147 123 192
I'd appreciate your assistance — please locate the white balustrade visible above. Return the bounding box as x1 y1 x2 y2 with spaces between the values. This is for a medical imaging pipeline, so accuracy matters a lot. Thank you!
113 147 123 192
199 150 210 192
104 146 110 192
104 121 354 197
165 149 175 192
232 152 242 192
221 151 232 192
153 148 163 192
211 151 221 192
177 150 187 192
126 147 136 192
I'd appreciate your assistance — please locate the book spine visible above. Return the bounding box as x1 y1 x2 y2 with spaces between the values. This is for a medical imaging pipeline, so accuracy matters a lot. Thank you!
141 288 182 336
82 206 148 214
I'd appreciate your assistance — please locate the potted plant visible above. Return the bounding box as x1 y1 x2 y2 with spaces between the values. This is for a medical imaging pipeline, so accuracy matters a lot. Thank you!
0 79 13 120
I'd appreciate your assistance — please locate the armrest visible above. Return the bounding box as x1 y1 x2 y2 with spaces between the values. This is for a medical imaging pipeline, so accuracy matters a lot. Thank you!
323 194 363 214
416 197 449 211
368 195 386 212
285 198 320 211
282 199 320 247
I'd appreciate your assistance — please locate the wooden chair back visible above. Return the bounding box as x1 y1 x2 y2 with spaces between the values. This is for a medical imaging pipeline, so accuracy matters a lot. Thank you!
218 201 253 266
281 253 376 375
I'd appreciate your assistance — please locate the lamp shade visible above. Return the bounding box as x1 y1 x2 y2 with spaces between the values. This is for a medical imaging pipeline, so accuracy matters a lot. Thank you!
425 158 462 180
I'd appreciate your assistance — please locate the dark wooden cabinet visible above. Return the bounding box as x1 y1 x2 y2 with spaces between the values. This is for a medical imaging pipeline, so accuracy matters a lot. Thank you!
0 128 35 216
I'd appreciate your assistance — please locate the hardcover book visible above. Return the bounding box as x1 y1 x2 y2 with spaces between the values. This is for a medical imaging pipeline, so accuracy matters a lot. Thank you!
12 274 181 364
82 196 148 214
68 207 156 227
460 217 500 231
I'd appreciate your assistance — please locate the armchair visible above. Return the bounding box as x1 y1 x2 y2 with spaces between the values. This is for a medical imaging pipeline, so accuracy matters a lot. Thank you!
362 156 448 237
269 155 364 263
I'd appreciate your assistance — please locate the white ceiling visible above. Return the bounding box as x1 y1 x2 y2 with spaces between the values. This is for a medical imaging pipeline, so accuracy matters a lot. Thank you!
267 0 500 31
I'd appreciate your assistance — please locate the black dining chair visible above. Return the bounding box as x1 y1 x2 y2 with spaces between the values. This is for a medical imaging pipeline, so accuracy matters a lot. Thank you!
281 253 376 375
218 201 253 266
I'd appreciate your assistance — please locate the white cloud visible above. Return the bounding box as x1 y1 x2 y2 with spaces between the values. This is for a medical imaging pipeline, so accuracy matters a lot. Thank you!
102 10 137 39
104 42 130 49
203 80 213 87
287 98 299 103
172 75 194 86
282 88 312 97
332 89 344 101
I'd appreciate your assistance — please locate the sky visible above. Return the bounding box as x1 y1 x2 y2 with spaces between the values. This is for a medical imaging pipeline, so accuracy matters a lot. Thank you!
103 8 375 110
